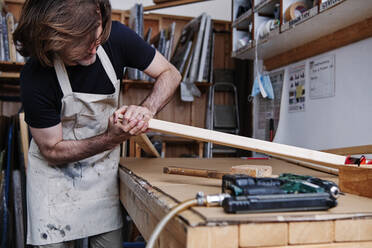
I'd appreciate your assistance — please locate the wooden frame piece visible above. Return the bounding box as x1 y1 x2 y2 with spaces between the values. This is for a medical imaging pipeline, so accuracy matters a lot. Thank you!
148 119 347 167
131 134 160 158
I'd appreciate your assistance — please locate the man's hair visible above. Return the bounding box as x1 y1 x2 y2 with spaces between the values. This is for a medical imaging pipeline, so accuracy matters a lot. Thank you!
13 0 112 67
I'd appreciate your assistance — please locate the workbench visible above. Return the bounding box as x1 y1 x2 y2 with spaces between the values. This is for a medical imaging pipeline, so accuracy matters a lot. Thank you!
119 158 372 248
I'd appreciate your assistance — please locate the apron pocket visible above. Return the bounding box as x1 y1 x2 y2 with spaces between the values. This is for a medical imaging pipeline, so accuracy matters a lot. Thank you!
73 113 108 140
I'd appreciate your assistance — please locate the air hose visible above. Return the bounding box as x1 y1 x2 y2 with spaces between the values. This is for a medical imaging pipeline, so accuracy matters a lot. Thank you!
145 192 229 248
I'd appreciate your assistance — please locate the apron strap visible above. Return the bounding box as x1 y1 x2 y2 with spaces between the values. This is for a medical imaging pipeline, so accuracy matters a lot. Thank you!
97 46 118 87
53 56 73 96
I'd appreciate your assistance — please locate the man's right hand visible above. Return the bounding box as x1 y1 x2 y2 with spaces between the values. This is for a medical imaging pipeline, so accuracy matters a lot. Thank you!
105 114 135 148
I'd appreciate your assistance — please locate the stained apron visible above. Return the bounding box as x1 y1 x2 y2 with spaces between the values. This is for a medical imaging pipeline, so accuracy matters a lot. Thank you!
26 46 123 245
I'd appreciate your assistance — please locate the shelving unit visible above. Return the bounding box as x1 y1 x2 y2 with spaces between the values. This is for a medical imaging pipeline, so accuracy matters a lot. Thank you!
232 0 255 54
254 0 280 14
232 8 253 29
0 61 24 79
231 0 372 70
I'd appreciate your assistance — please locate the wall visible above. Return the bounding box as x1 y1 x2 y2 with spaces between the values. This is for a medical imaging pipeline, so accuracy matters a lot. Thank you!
110 0 231 21
273 37 372 151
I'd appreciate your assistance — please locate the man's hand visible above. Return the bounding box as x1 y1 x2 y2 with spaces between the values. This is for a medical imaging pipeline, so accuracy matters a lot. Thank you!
113 105 155 136
105 114 132 148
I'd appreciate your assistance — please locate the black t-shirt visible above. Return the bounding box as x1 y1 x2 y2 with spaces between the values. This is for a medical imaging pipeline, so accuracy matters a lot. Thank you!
20 21 155 128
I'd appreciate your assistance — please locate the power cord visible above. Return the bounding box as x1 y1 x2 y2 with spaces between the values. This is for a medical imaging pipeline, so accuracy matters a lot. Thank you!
145 192 229 248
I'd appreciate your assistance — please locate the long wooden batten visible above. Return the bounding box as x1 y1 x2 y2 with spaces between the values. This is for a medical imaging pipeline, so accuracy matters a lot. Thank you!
148 119 347 167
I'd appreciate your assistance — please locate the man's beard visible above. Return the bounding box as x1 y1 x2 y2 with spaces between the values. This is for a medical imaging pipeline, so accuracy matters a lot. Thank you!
77 54 97 66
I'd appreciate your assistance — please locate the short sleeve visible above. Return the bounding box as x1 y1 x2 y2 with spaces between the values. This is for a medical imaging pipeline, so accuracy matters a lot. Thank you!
109 21 156 71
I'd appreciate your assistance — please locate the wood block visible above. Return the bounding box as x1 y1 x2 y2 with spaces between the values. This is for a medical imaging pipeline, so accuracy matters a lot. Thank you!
339 166 372 198
231 165 272 177
187 226 238 248
239 223 288 247
289 221 334 245
335 219 372 242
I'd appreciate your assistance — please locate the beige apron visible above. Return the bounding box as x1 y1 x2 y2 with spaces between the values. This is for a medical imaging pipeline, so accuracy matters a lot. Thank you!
26 46 123 245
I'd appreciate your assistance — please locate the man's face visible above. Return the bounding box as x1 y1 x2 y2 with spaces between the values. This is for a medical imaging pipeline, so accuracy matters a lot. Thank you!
63 24 103 66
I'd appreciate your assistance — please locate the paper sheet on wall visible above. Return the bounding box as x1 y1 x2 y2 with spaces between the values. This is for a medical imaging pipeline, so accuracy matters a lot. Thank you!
288 63 306 112
254 70 284 141
309 55 335 99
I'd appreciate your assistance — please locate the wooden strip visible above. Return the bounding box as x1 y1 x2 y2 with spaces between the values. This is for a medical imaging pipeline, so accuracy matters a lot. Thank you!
339 166 372 198
143 0 212 11
187 225 238 248
131 134 160 158
289 221 334 245
135 143 141 158
239 223 288 247
148 119 347 167
274 156 339 175
335 219 372 242
323 145 372 155
265 16 372 71
129 138 136 157
19 112 29 168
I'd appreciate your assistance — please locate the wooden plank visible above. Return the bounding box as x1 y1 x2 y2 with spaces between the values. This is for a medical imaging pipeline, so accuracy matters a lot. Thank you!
131 134 160 157
323 145 372 155
239 223 288 247
274 156 339 175
289 221 334 245
143 0 212 11
335 219 372 242
339 166 372 198
265 16 372 71
187 225 238 248
147 119 347 167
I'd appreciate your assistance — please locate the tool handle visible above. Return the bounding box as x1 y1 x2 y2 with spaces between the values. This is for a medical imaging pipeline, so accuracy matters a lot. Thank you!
163 166 227 179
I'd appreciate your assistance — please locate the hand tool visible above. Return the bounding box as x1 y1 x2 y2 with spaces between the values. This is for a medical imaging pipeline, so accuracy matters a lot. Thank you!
163 164 272 179
221 173 339 213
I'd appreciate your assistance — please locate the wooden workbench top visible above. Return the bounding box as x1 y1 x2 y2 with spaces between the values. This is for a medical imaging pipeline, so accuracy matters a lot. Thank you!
119 158 372 248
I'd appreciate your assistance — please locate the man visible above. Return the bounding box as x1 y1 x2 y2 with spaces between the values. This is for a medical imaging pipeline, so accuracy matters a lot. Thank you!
13 0 181 247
